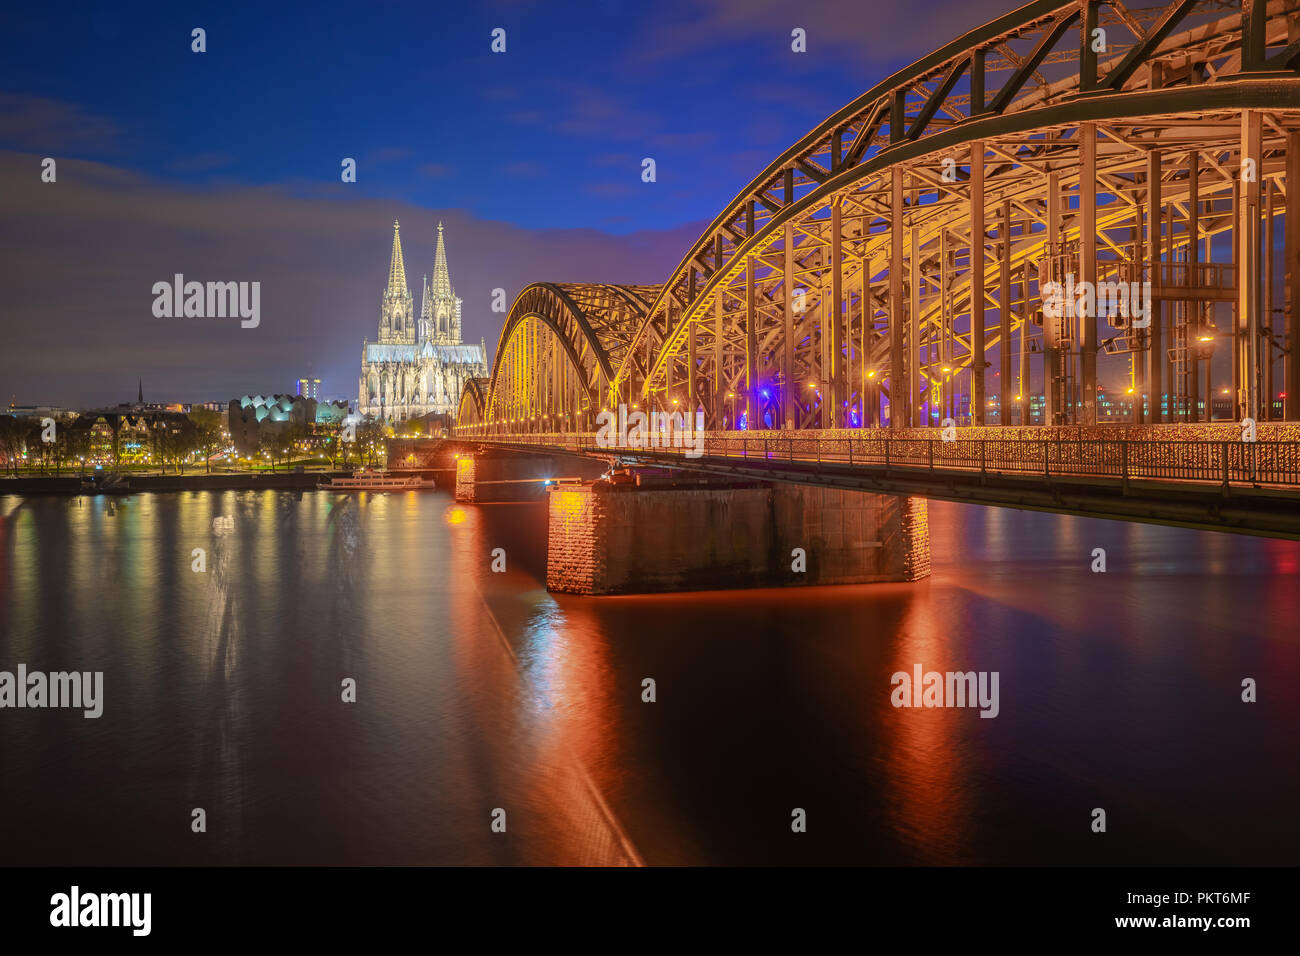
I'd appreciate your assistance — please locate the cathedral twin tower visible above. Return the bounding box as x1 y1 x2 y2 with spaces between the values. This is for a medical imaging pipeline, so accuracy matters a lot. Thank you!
359 221 487 422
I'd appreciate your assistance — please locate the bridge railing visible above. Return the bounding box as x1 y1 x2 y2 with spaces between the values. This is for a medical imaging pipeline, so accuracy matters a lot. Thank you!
460 433 1300 489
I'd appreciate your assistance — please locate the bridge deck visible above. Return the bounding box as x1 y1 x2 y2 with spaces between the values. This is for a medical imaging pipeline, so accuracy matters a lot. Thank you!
454 434 1300 539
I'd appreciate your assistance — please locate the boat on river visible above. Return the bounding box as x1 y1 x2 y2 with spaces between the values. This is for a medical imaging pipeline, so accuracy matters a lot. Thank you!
319 470 435 491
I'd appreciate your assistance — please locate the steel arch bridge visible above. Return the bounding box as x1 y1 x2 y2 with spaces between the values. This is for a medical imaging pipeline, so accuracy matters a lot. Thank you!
456 282 660 430
458 0 1300 439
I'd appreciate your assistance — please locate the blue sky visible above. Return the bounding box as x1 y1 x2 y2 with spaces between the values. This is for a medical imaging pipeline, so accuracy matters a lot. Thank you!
0 0 1013 404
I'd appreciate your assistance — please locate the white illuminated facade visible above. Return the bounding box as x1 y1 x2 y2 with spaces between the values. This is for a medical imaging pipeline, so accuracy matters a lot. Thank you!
358 221 487 421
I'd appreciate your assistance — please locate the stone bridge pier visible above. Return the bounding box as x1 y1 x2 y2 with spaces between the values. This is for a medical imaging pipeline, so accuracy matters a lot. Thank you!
428 440 930 594
545 477 930 595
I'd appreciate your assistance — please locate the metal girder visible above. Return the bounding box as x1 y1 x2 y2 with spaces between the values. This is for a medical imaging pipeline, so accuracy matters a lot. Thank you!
457 1 1300 439
480 282 654 429
456 376 491 426
1100 0 1197 90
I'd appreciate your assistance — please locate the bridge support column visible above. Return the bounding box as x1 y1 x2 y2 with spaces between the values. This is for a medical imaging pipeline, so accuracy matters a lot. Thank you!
1288 129 1300 421
547 481 930 595
1045 170 1063 425
1239 109 1263 421
890 167 907 428
1000 199 1012 425
746 255 759 429
1148 148 1164 423
783 222 796 430
1080 121 1098 425
910 224 923 426
971 141 986 425
1189 154 1201 423
830 200 845 427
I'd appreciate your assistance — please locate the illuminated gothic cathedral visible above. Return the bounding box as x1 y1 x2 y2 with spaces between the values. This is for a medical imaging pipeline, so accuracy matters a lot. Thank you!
358 221 487 421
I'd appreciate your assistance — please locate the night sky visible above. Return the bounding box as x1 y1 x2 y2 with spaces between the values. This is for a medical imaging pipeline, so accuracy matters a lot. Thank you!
1 0 1023 406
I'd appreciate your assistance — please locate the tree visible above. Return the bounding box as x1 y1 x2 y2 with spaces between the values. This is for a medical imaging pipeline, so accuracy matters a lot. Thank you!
49 414 83 475
149 416 196 475
63 423 92 475
109 418 121 467
189 408 224 474
357 419 384 467
284 421 309 466
0 417 22 475
23 419 48 474
172 417 197 474
258 426 292 472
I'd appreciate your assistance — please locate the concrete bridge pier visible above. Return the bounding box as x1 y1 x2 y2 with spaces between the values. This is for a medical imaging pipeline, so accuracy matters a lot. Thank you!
546 479 930 595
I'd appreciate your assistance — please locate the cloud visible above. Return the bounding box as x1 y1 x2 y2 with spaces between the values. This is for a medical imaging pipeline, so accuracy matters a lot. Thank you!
418 162 453 178
633 0 1016 67
549 80 661 140
366 147 414 164
0 149 702 408
168 152 235 173
584 181 637 199
506 109 545 125
501 160 545 178
646 131 719 153
0 93 123 154
593 152 636 168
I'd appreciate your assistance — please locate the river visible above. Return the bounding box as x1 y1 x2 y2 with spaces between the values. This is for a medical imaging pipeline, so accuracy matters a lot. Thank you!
0 489 1295 865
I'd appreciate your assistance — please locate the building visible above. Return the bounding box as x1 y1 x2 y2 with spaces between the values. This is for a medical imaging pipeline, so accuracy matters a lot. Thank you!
228 394 317 456
358 221 487 422
228 394 352 456
296 378 320 400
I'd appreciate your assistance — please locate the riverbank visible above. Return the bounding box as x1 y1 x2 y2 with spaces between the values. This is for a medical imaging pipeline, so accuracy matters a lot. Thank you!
0 472 349 495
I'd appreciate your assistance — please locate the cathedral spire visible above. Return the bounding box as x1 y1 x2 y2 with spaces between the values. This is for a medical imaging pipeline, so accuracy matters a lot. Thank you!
419 274 431 341
386 220 408 296
431 221 452 298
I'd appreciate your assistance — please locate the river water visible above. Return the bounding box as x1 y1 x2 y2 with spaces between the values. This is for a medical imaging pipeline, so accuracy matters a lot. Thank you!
0 489 1296 865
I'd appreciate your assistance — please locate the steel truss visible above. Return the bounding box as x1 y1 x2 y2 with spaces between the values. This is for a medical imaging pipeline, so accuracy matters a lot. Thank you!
461 0 1300 435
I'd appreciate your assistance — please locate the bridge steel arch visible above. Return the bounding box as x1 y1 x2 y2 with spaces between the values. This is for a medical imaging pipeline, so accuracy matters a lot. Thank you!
459 0 1300 438
455 376 492 427
475 282 658 433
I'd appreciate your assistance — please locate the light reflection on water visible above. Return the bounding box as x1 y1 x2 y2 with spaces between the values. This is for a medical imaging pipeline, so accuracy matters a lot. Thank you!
0 490 1296 865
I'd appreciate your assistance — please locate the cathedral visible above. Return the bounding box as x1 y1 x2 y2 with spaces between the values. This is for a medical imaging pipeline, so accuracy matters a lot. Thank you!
358 221 487 422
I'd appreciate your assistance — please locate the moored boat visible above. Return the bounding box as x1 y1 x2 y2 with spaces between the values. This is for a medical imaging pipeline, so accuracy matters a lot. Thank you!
319 471 435 491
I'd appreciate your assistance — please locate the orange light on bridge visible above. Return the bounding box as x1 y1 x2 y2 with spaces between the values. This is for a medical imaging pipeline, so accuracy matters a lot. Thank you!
553 489 589 519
